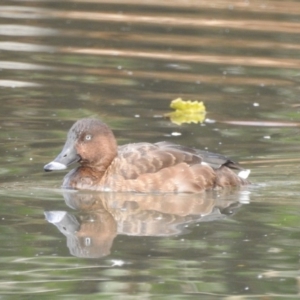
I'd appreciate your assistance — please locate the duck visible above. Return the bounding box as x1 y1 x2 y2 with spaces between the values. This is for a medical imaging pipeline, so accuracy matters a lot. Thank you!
44 118 250 193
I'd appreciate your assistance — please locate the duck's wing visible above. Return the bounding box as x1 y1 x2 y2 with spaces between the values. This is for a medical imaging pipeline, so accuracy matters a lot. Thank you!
191 149 243 170
116 142 199 180
154 142 250 182
155 141 244 170
116 141 243 180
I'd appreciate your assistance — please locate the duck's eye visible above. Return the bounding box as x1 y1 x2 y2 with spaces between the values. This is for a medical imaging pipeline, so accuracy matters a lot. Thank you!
85 134 92 141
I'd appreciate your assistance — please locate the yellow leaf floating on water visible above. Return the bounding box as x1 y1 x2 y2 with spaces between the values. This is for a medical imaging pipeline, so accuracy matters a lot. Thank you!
166 98 206 125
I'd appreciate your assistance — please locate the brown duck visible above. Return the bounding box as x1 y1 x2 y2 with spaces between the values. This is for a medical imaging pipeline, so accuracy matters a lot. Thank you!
44 118 250 193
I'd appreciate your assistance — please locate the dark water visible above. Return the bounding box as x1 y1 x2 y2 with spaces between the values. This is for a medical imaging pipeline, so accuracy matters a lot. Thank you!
1 0 300 298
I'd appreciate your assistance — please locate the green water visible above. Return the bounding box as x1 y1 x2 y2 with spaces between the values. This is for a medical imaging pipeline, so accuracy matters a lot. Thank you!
0 0 300 298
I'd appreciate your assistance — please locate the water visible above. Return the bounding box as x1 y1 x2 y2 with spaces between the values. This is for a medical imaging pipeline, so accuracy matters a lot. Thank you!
1 0 300 298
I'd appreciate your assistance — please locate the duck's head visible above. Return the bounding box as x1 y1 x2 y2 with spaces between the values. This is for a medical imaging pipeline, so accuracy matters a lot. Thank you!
44 118 117 172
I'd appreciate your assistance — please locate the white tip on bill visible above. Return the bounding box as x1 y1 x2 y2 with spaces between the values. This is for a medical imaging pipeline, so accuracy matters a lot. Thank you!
44 161 67 171
238 169 251 179
44 211 67 223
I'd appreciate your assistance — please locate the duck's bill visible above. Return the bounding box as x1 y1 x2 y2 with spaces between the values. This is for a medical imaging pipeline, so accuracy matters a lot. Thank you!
44 161 67 171
44 143 80 172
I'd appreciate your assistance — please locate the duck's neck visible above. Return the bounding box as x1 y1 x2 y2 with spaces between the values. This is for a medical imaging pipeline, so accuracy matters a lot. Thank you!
65 165 106 190
80 149 116 180
79 164 107 180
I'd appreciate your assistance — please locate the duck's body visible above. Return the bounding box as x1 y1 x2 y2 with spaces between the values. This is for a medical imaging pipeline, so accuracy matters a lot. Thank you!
44 119 250 193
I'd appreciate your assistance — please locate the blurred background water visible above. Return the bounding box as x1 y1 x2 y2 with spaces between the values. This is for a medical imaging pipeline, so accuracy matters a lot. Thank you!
0 0 300 298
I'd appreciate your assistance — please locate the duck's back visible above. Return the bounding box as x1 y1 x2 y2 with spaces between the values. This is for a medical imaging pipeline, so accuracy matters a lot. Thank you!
101 141 248 193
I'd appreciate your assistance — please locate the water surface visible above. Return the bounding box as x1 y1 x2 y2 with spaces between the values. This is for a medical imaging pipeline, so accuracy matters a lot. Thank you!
1 0 300 298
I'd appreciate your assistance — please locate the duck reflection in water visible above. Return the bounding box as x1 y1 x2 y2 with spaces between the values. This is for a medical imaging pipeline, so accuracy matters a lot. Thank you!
45 189 250 258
